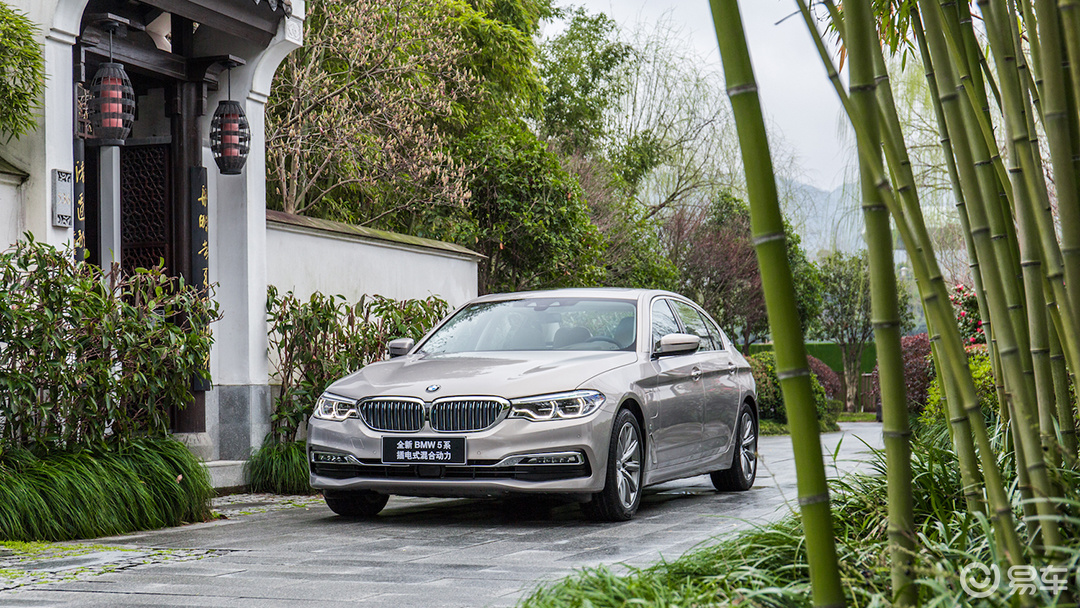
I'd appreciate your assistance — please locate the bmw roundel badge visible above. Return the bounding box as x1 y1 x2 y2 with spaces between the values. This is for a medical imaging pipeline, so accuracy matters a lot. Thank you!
426 384 441 393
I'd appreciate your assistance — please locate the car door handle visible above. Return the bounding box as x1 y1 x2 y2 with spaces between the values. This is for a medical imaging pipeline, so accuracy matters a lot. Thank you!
691 367 702 381
726 364 737 374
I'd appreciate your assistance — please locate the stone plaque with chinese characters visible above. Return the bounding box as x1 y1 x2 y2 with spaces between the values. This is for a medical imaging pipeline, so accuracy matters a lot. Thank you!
52 169 73 228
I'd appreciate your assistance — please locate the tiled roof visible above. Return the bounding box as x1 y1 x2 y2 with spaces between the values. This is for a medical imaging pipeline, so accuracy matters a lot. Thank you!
252 0 292 16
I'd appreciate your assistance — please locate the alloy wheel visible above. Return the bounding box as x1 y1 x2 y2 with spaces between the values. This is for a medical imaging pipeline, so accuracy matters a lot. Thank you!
740 412 757 483
615 420 642 509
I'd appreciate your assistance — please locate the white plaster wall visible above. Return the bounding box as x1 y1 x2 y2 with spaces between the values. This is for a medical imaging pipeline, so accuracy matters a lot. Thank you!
266 223 479 310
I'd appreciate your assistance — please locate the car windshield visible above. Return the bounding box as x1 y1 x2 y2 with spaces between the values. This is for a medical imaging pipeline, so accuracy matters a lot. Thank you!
419 298 638 354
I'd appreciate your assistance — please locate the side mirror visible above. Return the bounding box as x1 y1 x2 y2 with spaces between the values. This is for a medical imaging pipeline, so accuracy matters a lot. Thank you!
387 338 415 358
654 333 700 357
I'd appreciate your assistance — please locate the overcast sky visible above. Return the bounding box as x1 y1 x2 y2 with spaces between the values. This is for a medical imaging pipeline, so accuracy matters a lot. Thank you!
557 0 855 191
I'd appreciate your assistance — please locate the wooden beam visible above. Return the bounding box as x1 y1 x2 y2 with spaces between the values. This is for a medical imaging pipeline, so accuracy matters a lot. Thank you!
80 27 226 89
137 0 278 47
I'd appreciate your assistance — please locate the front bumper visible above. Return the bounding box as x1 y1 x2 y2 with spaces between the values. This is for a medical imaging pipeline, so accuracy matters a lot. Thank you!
307 409 613 497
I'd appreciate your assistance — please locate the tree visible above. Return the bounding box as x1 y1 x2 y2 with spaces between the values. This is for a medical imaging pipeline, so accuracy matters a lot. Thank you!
558 152 678 290
670 193 821 352
457 122 605 294
265 0 477 221
813 250 873 412
0 2 44 141
537 8 633 153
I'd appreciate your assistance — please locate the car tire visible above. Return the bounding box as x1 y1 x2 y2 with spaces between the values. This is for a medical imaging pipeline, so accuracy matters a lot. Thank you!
582 409 643 522
711 403 757 492
323 490 389 517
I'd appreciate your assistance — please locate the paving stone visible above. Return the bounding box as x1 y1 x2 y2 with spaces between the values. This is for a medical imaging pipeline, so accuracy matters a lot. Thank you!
0 424 883 608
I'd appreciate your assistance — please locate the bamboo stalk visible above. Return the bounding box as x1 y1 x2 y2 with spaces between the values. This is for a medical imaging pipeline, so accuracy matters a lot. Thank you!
973 0 1064 552
845 2 916 603
710 3 846 606
801 0 1029 573
1047 301 1079 462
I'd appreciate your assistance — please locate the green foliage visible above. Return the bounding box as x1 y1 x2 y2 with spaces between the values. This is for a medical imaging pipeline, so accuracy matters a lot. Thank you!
749 342 878 375
451 0 555 125
456 123 605 293
811 249 912 409
747 351 838 431
266 287 447 444
921 344 998 428
0 437 212 541
674 193 821 350
537 8 633 153
246 440 312 495
0 237 219 450
0 2 44 141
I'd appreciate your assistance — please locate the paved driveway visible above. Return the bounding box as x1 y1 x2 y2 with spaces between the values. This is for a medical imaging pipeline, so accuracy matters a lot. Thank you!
2 423 883 608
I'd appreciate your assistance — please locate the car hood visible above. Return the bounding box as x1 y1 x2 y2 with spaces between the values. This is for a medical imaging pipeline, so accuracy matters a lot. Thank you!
325 351 639 401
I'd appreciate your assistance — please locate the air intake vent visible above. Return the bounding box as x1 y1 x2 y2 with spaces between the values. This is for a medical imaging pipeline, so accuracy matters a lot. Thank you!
429 399 507 432
358 398 425 432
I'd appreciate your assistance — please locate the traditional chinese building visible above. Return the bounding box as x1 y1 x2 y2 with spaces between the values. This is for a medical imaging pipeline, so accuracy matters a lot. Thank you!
1 0 481 486
0 0 306 483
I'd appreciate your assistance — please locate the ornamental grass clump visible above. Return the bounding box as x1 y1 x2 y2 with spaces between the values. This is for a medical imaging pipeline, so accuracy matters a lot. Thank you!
0 437 212 541
519 416 1080 607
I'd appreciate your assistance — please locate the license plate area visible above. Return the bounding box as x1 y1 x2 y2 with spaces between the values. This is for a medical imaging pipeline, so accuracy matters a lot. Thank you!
382 437 466 465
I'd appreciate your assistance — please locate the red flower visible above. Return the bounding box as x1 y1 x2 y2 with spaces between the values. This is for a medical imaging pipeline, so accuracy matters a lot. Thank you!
959 310 966 317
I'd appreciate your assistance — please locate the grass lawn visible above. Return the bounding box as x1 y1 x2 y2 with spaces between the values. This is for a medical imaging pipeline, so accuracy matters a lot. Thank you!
837 411 878 422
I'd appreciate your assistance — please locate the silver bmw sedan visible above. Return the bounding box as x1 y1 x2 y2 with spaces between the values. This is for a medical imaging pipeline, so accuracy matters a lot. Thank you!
307 288 757 521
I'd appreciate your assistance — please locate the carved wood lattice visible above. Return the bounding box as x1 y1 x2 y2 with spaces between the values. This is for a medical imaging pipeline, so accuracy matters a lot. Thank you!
120 145 172 276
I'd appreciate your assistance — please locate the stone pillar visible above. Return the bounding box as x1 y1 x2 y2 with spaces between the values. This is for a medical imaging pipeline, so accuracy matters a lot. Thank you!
97 145 120 267
200 13 303 462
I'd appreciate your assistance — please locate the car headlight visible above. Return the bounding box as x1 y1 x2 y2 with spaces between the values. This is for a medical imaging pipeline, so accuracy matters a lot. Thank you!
313 393 358 421
510 390 605 421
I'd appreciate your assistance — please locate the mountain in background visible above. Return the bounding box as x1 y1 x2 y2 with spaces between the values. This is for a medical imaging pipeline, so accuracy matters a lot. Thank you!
780 179 864 259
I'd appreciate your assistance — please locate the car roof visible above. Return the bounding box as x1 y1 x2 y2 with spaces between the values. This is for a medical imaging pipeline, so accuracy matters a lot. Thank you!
467 287 685 304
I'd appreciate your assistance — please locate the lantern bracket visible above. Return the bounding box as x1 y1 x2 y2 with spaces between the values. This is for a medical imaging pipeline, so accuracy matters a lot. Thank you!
83 14 142 36
190 55 246 116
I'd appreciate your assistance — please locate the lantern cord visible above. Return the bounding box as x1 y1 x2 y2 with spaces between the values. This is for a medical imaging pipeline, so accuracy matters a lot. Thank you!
108 29 114 62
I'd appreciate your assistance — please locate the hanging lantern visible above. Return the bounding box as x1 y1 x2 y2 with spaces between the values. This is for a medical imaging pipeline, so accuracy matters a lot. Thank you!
87 24 134 145
210 67 250 175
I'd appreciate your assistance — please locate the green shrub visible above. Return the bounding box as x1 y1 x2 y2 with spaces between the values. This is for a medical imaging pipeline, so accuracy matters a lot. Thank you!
265 287 448 445
246 440 312 495
747 351 837 431
0 437 212 541
0 237 219 450
920 344 997 428
749 341 877 375
869 332 934 414
0 2 45 140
